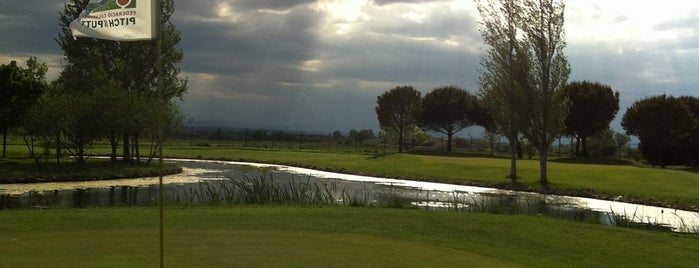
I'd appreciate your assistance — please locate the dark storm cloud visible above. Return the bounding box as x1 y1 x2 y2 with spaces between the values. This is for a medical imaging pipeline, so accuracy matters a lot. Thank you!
175 3 319 79
319 35 480 89
366 6 480 41
313 4 483 91
0 0 64 55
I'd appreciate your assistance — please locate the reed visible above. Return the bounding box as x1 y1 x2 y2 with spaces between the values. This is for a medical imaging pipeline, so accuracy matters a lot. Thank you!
606 208 674 232
167 175 348 206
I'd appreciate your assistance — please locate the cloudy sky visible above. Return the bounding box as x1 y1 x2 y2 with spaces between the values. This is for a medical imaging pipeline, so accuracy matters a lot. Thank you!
1 0 698 135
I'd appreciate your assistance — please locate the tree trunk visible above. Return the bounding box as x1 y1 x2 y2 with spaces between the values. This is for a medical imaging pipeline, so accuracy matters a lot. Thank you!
55 132 62 164
122 134 131 163
539 145 549 189
398 127 404 153
446 133 453 153
574 136 580 157
134 132 141 164
109 133 118 165
507 132 518 184
2 127 7 158
76 138 85 166
581 135 588 157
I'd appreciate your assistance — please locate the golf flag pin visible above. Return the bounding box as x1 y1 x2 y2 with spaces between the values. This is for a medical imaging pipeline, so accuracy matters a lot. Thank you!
70 0 158 41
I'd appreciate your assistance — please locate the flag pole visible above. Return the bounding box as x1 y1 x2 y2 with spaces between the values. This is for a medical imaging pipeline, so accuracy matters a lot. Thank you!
155 1 164 267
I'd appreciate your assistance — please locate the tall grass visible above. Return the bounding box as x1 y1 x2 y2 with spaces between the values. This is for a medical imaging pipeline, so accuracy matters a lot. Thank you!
167 176 351 206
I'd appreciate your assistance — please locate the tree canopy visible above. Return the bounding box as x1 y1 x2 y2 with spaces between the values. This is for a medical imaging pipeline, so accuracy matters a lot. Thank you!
0 57 47 157
51 0 187 164
376 86 422 153
622 95 699 167
419 86 480 152
563 81 619 157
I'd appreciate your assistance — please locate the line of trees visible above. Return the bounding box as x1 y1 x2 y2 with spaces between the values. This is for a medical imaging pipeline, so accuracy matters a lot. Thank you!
375 85 489 153
371 0 636 189
0 0 187 167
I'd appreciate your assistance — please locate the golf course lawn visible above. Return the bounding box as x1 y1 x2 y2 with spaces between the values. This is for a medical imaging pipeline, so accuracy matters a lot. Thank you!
2 206 698 267
3 143 699 266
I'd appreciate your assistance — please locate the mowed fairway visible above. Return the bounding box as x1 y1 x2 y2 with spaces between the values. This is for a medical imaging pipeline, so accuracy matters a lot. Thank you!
2 207 698 267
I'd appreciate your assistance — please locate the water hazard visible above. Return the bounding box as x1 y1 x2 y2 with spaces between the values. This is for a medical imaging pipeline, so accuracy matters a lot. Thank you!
1 159 697 233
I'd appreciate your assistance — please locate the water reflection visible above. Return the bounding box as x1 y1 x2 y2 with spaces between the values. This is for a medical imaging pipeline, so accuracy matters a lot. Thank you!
1 159 697 233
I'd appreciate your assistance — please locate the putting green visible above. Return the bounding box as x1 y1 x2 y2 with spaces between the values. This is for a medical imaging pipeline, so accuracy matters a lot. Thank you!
2 229 526 267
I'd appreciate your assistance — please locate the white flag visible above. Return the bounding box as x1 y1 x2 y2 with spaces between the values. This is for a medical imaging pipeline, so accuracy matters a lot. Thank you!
70 0 158 41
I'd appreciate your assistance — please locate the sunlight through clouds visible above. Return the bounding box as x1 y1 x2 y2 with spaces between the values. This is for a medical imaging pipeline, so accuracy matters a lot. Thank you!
215 1 242 23
0 0 697 132
314 0 371 35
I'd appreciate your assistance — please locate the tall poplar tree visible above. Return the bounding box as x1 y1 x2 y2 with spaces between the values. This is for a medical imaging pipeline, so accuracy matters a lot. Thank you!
476 0 530 183
520 0 570 188
477 0 569 187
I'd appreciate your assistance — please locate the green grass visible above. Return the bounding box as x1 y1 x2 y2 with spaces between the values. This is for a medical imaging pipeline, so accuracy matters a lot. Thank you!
0 156 180 183
1 206 697 267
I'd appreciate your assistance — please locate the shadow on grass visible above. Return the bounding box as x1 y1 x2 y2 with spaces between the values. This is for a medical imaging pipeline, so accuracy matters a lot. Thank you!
366 150 505 160
549 157 635 166
666 166 699 174
408 149 505 159
366 154 389 160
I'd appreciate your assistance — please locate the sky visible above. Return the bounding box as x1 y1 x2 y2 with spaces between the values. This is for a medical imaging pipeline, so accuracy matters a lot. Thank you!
1 0 698 136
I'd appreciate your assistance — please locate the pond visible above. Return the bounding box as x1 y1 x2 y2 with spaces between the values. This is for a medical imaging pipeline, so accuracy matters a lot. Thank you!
1 159 697 233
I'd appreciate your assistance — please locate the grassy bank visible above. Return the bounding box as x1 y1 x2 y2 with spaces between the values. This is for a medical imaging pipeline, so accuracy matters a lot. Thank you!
157 145 699 210
0 157 181 183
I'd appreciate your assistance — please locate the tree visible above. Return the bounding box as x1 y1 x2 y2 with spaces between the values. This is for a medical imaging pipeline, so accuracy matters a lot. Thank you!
519 0 570 188
22 82 66 166
476 0 531 183
613 132 630 158
482 130 503 156
587 128 617 158
679 96 699 165
358 129 376 145
57 0 187 164
52 62 120 165
331 130 344 144
376 86 422 153
563 81 619 157
348 129 376 151
622 95 696 167
420 86 479 152
348 129 359 151
0 57 47 157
